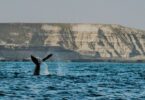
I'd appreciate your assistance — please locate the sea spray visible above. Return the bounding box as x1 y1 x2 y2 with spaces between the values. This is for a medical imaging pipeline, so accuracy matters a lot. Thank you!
55 53 68 76
40 62 49 75
57 62 65 76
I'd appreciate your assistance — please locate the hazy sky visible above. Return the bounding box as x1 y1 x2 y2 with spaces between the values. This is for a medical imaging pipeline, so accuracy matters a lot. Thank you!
0 0 145 30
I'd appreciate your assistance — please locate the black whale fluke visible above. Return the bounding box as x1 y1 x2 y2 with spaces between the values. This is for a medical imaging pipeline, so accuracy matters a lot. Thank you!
31 55 40 65
31 54 53 75
42 54 53 61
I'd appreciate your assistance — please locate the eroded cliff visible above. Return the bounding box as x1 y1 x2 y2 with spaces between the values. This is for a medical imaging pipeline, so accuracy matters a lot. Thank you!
0 23 145 61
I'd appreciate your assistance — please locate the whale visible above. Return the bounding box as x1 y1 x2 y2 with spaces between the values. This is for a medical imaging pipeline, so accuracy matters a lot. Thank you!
31 54 53 75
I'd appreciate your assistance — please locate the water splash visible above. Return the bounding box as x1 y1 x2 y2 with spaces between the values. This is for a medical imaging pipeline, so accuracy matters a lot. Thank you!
40 62 49 75
57 62 65 76
55 53 68 76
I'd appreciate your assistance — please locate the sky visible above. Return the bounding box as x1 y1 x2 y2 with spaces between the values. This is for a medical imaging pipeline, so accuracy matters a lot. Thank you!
0 0 145 30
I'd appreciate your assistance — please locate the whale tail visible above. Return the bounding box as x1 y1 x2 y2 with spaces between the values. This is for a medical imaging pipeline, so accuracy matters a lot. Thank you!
31 55 40 65
31 54 53 75
31 54 53 64
42 54 53 61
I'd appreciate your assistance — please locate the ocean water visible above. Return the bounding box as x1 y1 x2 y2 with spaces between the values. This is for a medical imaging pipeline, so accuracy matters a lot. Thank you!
0 62 145 100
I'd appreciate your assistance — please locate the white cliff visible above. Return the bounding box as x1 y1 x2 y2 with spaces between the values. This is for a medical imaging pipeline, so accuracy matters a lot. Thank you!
0 23 145 60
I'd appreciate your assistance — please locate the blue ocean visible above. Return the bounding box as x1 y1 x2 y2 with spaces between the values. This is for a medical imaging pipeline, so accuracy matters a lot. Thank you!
0 62 145 100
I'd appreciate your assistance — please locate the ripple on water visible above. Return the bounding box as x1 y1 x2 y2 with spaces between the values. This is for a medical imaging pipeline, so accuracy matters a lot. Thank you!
0 62 145 99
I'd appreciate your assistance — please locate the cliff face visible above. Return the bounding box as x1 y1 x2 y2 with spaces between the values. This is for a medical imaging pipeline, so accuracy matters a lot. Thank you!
0 23 145 60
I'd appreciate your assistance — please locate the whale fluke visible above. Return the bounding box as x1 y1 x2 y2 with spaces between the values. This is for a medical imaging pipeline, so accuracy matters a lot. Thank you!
31 55 40 65
31 54 53 75
42 54 53 61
